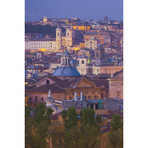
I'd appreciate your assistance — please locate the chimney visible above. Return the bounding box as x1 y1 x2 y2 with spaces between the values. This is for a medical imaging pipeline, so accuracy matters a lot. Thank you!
80 92 83 101
111 71 114 78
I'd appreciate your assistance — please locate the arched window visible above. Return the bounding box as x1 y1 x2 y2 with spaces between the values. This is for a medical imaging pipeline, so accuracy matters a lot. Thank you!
88 96 92 99
66 58 68 65
46 80 50 85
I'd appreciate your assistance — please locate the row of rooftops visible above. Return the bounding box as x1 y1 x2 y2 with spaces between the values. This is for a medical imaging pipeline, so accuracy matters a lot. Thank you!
27 38 56 41
25 69 123 93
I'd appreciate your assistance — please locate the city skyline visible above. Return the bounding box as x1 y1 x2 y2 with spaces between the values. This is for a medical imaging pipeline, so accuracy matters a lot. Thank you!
25 0 123 21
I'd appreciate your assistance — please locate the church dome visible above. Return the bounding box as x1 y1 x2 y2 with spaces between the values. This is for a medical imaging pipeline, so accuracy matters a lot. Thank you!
52 50 81 77
52 67 81 77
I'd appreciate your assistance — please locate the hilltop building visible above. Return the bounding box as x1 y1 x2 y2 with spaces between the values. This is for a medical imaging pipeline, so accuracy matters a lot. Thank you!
56 27 75 50
25 27 75 52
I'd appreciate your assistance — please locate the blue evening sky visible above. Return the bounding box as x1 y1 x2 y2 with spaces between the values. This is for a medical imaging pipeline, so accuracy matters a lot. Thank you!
25 0 123 21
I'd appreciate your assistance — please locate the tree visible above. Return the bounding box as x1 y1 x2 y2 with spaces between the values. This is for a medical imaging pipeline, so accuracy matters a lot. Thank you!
64 127 81 148
96 115 103 125
25 106 33 148
108 130 123 148
108 114 123 148
61 107 78 130
25 23 66 37
111 114 122 131
79 108 101 148
80 108 96 127
25 103 53 148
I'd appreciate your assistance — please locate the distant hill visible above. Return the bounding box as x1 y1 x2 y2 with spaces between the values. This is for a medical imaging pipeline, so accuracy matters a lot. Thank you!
25 23 65 37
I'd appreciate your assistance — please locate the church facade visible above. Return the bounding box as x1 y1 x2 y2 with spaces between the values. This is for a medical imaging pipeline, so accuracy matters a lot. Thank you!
25 27 75 52
56 27 75 50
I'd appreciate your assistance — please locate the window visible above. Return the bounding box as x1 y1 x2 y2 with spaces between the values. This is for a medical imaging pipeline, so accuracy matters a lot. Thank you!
101 93 104 99
96 52 99 57
117 91 120 98
35 96 38 103
95 104 99 110
90 104 93 109
94 95 98 99
69 97 72 100
41 97 44 102
28 97 32 103
88 96 92 99
46 80 50 85
81 60 84 64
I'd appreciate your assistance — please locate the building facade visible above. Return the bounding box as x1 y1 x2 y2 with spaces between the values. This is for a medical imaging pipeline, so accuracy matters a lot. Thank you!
108 70 123 99
85 37 98 50
25 38 56 52
56 27 75 50
25 27 75 52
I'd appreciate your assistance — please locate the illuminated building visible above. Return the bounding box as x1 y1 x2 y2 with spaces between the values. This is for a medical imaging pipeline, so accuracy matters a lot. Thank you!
25 38 56 52
85 37 98 50
56 27 75 50
80 42 85 49
72 25 91 31
43 17 48 23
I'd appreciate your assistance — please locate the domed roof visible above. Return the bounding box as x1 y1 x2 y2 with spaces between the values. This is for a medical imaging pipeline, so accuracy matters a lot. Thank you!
52 67 81 77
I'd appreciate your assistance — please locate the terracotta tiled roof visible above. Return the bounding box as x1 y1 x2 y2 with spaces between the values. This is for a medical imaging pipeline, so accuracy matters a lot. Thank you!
27 84 65 93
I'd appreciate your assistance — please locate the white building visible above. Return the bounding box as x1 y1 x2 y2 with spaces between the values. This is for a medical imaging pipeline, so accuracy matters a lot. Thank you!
25 27 75 52
25 38 56 52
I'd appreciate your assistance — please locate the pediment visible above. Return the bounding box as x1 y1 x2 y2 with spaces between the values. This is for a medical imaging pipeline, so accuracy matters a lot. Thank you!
36 77 56 87
72 77 96 88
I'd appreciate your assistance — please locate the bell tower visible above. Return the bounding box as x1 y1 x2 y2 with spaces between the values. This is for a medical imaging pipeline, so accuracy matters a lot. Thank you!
66 27 73 48
61 50 70 67
56 27 62 50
